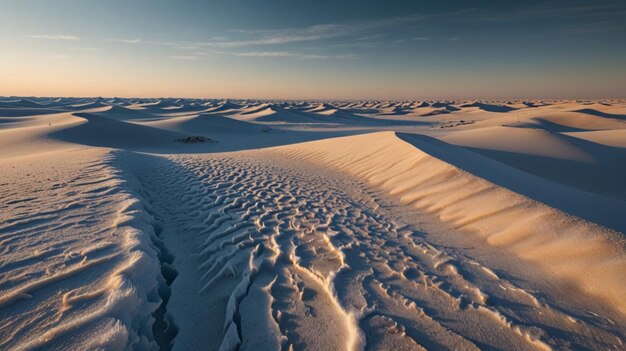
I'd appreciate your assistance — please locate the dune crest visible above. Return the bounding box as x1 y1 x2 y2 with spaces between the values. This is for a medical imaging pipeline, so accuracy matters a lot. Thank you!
271 131 626 316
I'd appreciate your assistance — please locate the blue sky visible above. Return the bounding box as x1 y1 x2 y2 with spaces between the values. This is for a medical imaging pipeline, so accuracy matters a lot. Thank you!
1 0 625 99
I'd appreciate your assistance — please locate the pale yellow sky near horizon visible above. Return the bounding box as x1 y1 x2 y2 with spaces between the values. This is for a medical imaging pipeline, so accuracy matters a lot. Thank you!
3 56 623 100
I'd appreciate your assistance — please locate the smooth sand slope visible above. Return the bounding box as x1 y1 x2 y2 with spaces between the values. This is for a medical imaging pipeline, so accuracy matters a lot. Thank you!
273 132 626 314
0 98 625 350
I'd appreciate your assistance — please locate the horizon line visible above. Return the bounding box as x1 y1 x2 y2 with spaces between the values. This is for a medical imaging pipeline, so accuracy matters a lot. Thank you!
2 94 624 102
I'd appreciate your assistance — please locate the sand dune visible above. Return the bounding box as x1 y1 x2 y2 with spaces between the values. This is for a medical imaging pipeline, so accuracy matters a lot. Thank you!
439 126 626 200
460 102 518 113
271 132 626 315
142 113 265 135
0 98 625 350
69 101 110 110
514 111 626 131
203 101 243 115
0 149 165 350
50 112 195 151
564 129 626 147
574 108 626 121
86 105 163 121
0 98 45 109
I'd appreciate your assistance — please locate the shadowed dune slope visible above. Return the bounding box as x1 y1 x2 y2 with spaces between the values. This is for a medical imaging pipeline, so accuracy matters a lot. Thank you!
439 126 626 201
270 131 626 316
142 113 264 134
50 113 193 151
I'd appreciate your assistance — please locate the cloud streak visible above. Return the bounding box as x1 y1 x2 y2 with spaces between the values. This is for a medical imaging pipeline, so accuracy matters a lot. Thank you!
169 55 198 60
231 51 356 59
192 15 425 48
461 0 626 23
104 38 142 44
24 34 79 41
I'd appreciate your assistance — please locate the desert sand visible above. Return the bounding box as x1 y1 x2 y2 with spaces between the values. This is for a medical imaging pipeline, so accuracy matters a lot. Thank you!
1 98 625 350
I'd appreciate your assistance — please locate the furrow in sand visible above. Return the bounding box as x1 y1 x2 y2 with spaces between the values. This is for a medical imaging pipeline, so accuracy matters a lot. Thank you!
0 149 176 350
117 152 364 350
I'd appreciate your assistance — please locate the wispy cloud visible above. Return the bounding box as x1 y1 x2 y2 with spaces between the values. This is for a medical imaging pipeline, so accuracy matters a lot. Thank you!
72 47 102 51
104 38 141 44
94 14 440 58
232 51 356 59
91 14 434 54
24 34 79 41
330 40 384 49
462 1 626 23
193 15 425 48
235 51 299 57
390 36 432 44
214 24 355 47
169 55 198 60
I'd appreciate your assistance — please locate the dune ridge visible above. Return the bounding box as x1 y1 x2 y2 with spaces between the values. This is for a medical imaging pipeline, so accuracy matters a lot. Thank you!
271 131 626 316
0 149 174 350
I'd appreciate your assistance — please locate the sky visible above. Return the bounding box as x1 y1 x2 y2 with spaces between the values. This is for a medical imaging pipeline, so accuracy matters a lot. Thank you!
0 0 625 100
